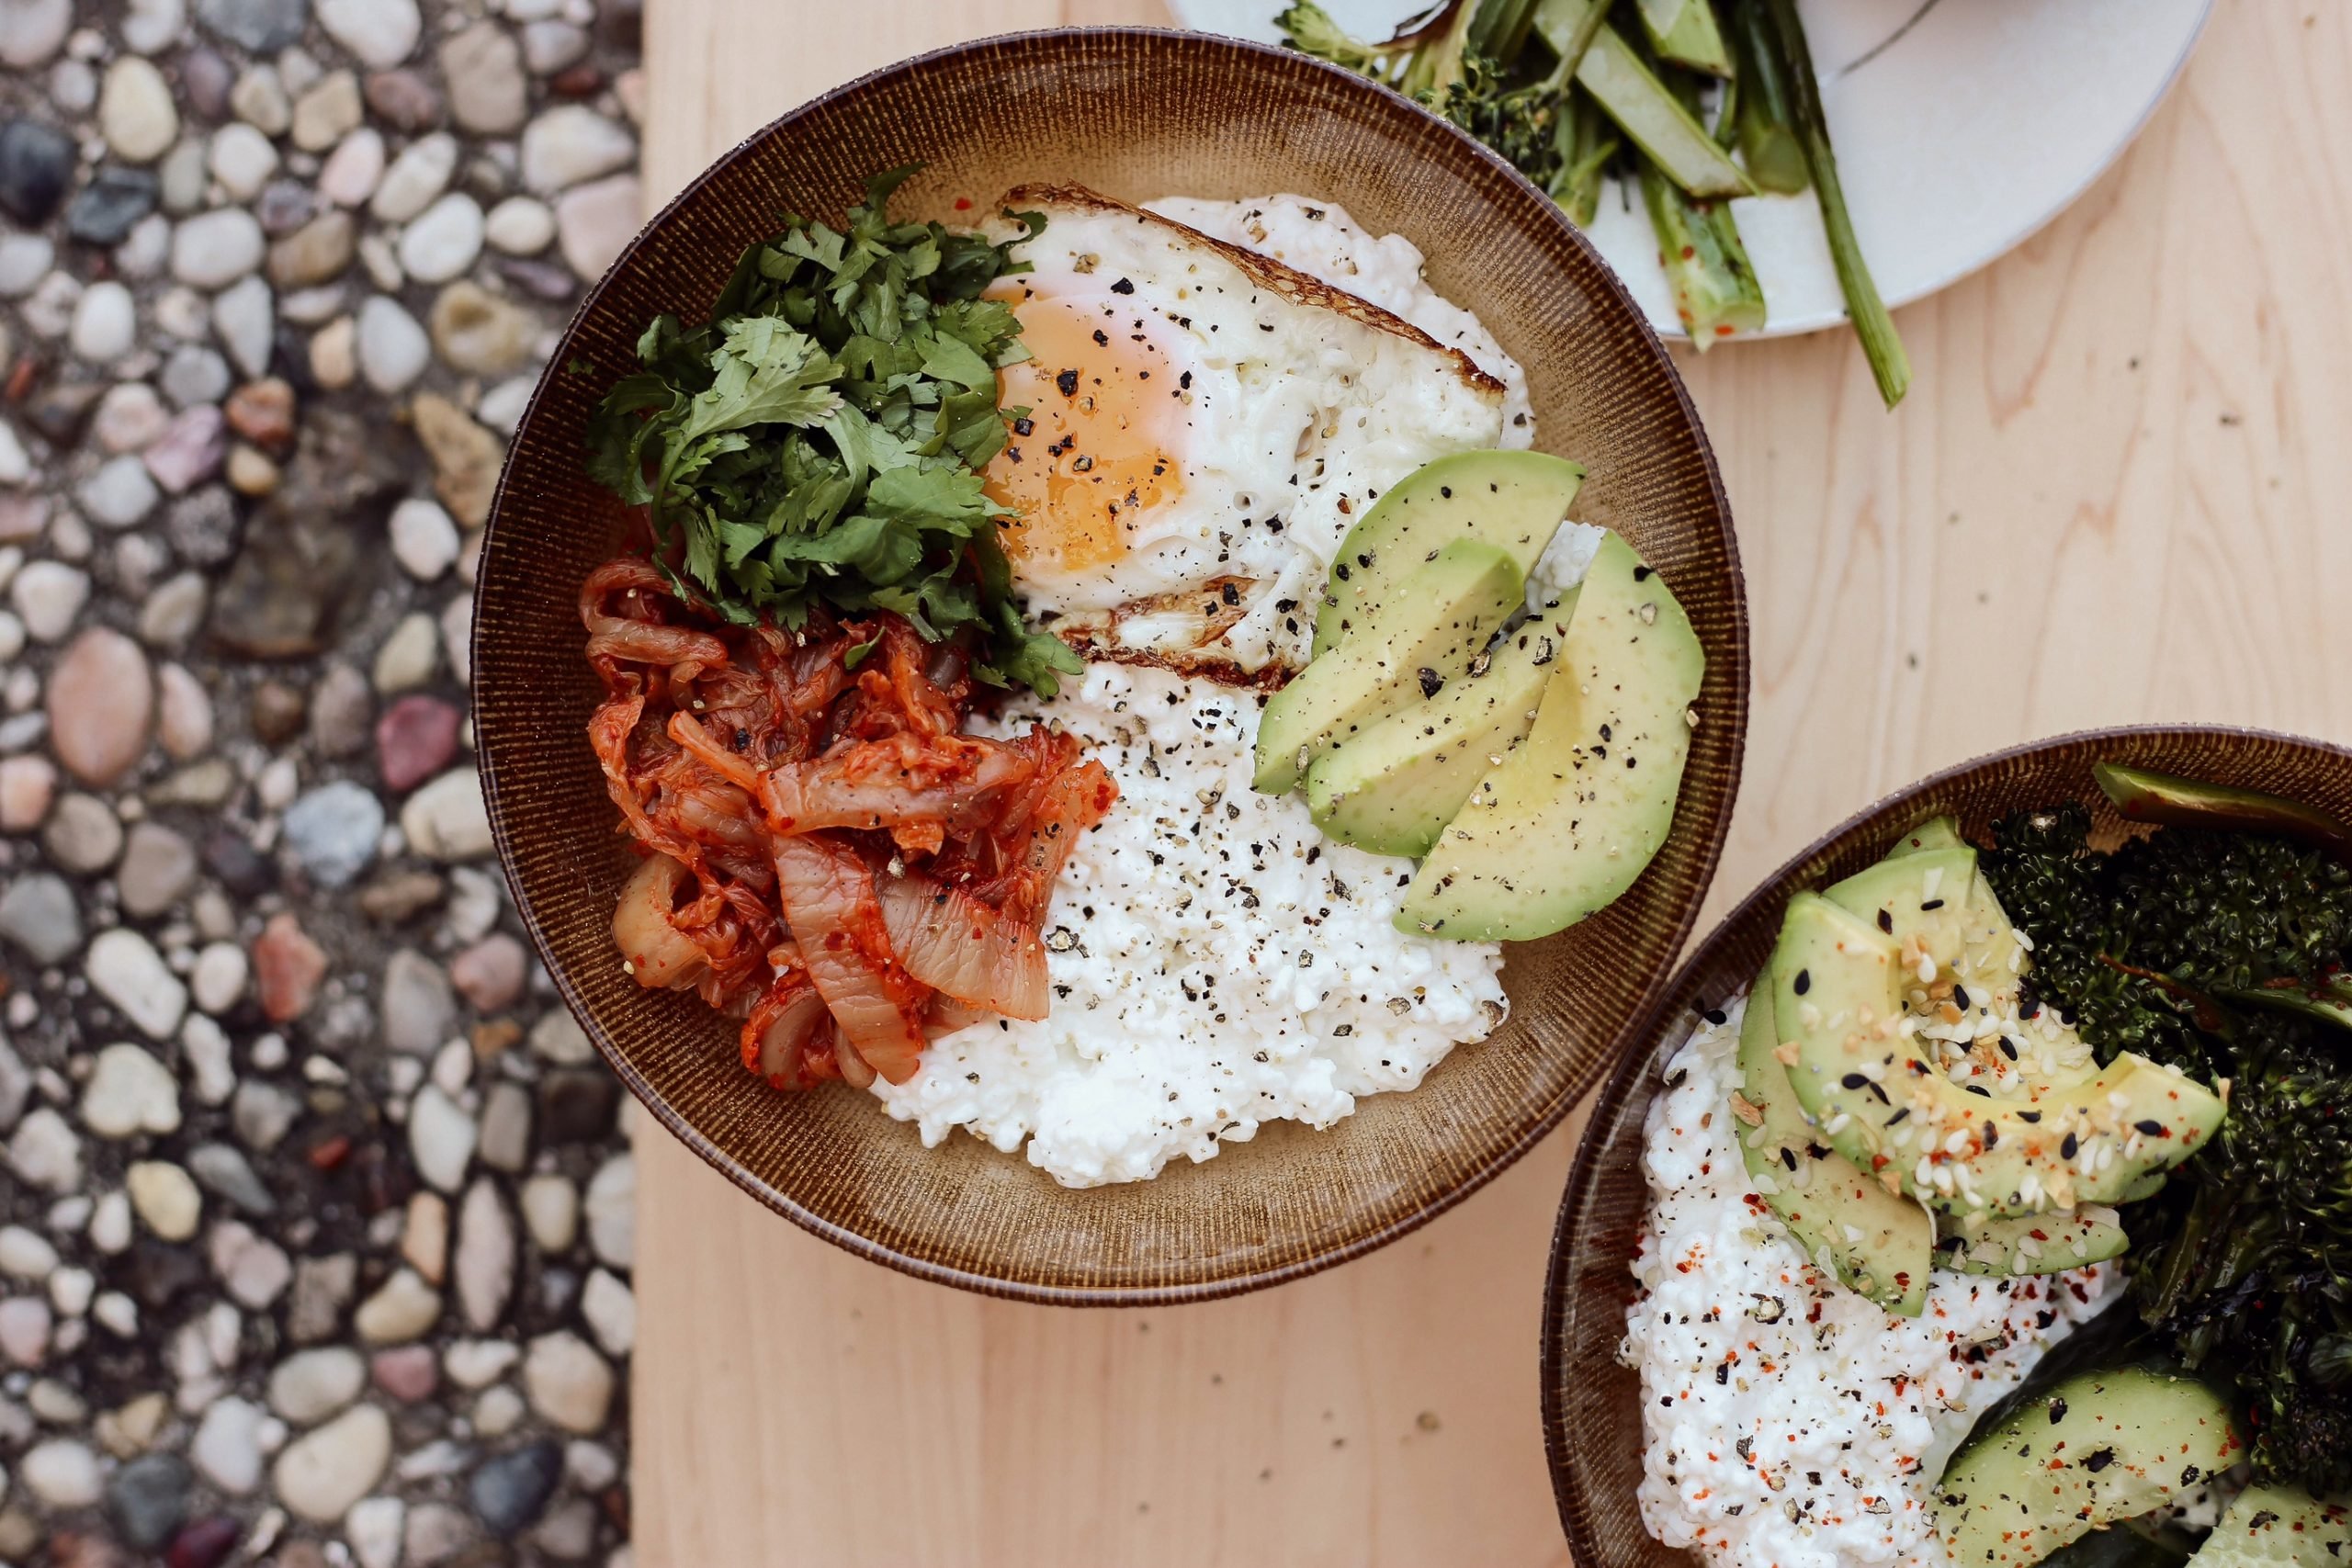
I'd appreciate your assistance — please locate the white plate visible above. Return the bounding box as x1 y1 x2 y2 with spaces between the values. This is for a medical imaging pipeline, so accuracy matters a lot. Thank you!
1162 0 2211 338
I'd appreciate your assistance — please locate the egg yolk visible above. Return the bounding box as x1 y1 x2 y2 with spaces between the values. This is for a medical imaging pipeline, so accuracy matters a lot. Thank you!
983 286 1182 573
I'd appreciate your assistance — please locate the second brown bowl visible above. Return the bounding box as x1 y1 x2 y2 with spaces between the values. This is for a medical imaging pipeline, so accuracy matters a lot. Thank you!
475 27 1749 1303
1540 724 2352 1564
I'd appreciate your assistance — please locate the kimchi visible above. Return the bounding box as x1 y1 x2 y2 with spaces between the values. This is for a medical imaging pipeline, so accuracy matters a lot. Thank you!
582 558 1116 1091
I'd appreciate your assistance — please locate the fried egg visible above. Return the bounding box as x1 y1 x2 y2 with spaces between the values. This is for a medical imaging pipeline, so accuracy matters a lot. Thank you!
983 186 1526 675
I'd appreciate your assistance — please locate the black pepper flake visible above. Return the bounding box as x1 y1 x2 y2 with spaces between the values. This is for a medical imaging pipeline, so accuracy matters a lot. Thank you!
1633 564 1653 581
1055 368 1079 396
2083 1449 2115 1473
1417 667 1443 698
1012 416 1034 436
1110 277 1136 294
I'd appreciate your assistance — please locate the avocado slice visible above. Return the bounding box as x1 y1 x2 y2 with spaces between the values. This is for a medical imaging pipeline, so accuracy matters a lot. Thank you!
1253 539 1523 796
2094 761 2352 863
1825 847 2021 999
1889 814 1968 859
1935 1205 2128 1278
1937 1365 2242 1568
1304 623 1555 858
1312 450 1583 657
1734 982 1931 1314
1817 846 2099 1096
1396 529 1702 942
1770 895 2226 1218
2188 1482 2352 1567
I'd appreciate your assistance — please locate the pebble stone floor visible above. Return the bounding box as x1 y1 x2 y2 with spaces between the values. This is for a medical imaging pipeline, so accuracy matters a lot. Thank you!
0 0 647 1562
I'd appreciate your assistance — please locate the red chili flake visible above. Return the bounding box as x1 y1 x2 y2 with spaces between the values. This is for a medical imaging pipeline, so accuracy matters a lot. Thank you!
308 1134 352 1171
954 197 974 210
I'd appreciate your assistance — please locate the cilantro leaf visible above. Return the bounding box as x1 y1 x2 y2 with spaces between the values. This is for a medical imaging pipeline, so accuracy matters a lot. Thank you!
583 165 1076 694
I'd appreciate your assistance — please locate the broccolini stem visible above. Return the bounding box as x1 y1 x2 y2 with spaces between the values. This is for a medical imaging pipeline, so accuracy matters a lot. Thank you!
1724 0 1807 193
1551 89 1618 225
1639 62 1764 346
1757 0 1911 406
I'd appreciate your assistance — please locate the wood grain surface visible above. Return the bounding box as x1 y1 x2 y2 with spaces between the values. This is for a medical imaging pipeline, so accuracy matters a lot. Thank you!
631 2 2352 1562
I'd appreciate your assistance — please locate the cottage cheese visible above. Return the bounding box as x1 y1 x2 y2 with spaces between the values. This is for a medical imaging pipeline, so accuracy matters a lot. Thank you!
869 660 1510 1186
1622 999 2114 1568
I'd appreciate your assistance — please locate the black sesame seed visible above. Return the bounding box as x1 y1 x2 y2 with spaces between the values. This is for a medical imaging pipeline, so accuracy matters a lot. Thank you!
1998 1038 2018 1061
1841 1072 1870 1090
2018 1111 2041 1123
1633 564 1653 581
1793 969 1811 996
1877 908 1894 933
2134 1119 2165 1135
1965 1085 1991 1098
1919 898 1945 911
2061 1133 2080 1158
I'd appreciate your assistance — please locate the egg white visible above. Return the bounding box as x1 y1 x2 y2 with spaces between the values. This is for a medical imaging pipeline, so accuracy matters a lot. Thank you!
988 187 1521 674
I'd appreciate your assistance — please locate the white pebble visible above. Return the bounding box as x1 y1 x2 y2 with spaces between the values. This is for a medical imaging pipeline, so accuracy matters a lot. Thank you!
370 131 458 223
389 496 460 581
207 120 279 200
68 280 135 363
483 195 556 255
397 192 484 285
356 294 429 393
171 207 266 289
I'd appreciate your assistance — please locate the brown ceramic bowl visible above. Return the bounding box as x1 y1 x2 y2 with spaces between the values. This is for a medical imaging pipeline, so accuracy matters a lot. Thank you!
1540 724 2352 1562
476 27 1747 1303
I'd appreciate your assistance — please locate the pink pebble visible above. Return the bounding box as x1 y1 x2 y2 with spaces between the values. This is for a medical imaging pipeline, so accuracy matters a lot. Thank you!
253 912 328 1023
450 932 526 1012
0 754 56 831
46 627 153 788
375 694 461 794
143 405 227 495
372 1343 438 1402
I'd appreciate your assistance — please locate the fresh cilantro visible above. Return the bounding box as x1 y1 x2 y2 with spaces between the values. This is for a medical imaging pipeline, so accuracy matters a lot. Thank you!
584 166 1080 694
